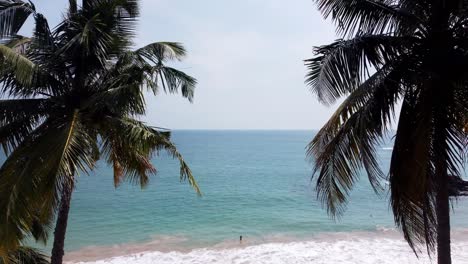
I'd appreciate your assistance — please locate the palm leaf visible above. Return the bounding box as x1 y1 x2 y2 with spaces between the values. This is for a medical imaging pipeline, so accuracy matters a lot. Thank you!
0 246 49 264
0 44 37 87
156 66 196 102
0 112 96 251
100 117 200 194
308 61 403 216
0 0 35 38
305 34 413 105
314 0 419 37
135 42 187 63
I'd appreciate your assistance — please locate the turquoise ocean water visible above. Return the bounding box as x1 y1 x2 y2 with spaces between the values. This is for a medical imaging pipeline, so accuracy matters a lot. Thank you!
32 130 468 253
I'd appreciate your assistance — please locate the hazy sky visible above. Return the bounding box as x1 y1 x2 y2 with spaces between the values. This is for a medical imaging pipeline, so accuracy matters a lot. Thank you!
25 1 339 129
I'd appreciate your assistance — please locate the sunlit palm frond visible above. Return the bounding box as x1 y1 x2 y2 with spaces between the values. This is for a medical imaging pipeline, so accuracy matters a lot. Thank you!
103 42 196 102
0 44 37 88
3 35 30 49
100 116 200 193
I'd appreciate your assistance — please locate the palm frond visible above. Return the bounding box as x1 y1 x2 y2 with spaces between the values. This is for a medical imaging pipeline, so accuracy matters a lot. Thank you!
0 44 37 87
0 0 35 38
0 246 49 264
308 62 402 216
135 42 187 64
389 88 436 254
86 82 146 116
155 66 196 102
314 0 420 37
32 13 53 48
83 0 139 56
0 112 96 250
3 35 30 49
305 34 413 104
68 0 77 15
0 98 52 155
100 117 200 194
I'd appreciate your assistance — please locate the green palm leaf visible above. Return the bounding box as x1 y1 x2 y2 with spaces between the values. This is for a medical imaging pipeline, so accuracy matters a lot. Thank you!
0 44 37 87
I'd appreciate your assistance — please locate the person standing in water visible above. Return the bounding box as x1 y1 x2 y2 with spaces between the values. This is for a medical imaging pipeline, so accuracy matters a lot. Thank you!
240 235 243 244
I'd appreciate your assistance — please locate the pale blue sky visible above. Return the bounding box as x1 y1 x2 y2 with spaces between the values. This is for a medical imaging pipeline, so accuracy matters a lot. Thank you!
24 1 338 129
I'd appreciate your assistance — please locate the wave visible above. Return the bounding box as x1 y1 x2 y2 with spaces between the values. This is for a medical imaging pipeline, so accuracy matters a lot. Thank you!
66 230 468 264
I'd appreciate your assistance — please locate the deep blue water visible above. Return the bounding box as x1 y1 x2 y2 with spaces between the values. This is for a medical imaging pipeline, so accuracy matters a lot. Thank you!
27 130 468 252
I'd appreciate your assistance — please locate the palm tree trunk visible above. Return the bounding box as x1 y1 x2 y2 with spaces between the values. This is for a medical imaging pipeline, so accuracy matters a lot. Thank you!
50 180 74 264
436 163 451 264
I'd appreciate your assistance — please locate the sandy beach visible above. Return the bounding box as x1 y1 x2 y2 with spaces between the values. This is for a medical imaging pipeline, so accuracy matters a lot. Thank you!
65 230 468 264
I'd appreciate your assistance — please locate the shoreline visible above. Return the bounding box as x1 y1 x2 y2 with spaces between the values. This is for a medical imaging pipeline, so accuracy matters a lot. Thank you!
64 229 468 263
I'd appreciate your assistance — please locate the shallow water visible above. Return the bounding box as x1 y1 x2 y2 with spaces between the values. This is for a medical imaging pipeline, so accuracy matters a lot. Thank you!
29 131 468 259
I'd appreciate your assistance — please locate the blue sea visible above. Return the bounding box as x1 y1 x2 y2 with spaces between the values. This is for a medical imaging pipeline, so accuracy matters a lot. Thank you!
33 131 468 263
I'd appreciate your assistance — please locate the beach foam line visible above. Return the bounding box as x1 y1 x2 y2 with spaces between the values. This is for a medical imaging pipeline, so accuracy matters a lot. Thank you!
66 230 468 264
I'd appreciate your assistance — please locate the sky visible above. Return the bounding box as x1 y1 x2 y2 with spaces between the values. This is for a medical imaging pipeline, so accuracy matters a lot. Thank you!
25 0 339 130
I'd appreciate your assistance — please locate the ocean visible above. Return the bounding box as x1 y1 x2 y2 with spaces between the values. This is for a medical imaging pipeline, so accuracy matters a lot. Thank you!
32 130 468 263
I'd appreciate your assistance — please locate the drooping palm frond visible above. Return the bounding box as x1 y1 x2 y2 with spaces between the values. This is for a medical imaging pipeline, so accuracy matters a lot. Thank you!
0 113 97 251
307 0 468 259
389 88 436 253
156 66 196 101
0 246 49 264
308 60 405 215
88 41 196 110
131 42 196 101
305 34 414 104
99 117 200 194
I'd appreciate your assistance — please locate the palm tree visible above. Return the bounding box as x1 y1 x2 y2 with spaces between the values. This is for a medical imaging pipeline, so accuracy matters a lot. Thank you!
0 1 200 264
305 0 467 263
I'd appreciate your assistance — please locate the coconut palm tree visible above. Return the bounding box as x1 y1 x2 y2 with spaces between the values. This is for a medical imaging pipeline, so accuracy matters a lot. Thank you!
305 0 467 263
0 1 200 264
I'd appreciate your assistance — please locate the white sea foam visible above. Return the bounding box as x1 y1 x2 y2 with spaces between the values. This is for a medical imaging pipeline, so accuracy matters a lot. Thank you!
68 233 468 264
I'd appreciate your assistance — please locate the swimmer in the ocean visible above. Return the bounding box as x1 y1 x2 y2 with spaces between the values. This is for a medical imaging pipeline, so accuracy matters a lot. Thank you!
240 235 243 243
